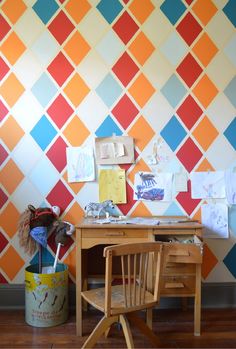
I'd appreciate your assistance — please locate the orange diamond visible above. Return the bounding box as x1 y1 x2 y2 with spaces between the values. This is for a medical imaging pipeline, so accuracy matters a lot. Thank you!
193 74 218 108
0 73 25 107
131 201 151 217
192 207 202 222
0 159 24 194
0 202 20 238
64 32 90 65
128 158 151 185
196 158 215 172
63 73 90 107
128 32 155 66
202 243 218 279
0 246 25 281
128 115 155 152
63 115 90 146
192 0 217 26
0 31 26 65
62 202 84 224
129 0 155 24
1 0 27 24
65 0 91 24
63 172 85 194
63 245 76 278
192 116 219 151
128 73 155 108
0 115 25 151
193 33 218 67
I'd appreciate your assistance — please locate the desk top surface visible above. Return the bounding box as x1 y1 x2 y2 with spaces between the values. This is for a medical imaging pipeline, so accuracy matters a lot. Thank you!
76 216 203 230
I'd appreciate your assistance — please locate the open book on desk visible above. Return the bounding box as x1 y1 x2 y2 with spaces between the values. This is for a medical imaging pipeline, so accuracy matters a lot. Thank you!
93 217 160 225
158 218 199 224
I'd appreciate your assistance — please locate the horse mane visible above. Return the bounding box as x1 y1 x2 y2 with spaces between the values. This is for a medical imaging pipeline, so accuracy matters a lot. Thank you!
18 208 37 255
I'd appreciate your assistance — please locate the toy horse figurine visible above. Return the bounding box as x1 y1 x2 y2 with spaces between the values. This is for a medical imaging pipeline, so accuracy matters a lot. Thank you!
84 200 114 218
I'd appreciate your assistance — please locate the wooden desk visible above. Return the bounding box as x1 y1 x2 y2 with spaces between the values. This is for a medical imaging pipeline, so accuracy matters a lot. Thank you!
76 217 203 337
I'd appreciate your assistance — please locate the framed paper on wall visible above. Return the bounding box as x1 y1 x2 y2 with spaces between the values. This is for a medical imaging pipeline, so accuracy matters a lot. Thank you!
95 136 134 165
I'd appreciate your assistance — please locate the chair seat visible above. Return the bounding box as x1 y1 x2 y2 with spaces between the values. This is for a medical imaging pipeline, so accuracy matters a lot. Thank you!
82 284 156 315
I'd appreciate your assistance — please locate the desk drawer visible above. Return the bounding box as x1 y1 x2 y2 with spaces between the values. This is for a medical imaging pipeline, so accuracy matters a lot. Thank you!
166 242 202 264
82 229 148 239
81 229 149 248
163 262 196 276
161 275 195 296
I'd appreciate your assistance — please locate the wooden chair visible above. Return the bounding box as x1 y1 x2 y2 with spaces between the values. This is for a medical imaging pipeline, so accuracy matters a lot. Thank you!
81 242 167 348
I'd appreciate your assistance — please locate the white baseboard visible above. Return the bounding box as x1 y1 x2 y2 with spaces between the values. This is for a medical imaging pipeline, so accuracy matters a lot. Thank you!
0 283 236 309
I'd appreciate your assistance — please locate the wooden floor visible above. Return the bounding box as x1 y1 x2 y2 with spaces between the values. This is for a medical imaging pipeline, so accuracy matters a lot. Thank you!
1 308 236 348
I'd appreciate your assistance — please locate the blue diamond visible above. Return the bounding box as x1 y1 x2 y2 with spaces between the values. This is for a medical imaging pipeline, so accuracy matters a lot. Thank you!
97 0 123 24
224 34 236 67
223 244 236 278
95 115 122 137
96 74 122 108
30 157 59 197
160 116 187 151
224 117 236 150
161 74 187 108
30 115 57 151
224 76 236 108
31 73 57 108
223 0 236 27
160 0 186 25
33 0 59 24
164 202 185 216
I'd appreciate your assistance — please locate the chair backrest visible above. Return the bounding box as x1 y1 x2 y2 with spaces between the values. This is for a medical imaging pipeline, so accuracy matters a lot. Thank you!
103 242 167 317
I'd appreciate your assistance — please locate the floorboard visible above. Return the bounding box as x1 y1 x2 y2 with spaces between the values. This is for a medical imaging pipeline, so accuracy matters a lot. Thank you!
0 308 236 348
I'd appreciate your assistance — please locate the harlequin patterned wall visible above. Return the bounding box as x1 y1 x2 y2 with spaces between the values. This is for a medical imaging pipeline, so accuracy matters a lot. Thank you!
0 0 236 285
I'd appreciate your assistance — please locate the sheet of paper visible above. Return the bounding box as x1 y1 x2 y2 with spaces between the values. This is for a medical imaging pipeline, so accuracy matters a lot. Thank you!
122 217 160 225
100 143 115 159
95 136 134 164
133 171 173 201
93 217 160 225
100 142 125 158
66 146 95 183
225 168 236 204
190 171 225 199
115 142 125 157
201 203 228 238
99 169 126 204
175 172 188 192
93 218 111 224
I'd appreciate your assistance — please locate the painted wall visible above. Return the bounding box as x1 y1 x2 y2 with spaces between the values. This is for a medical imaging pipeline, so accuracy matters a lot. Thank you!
0 0 236 285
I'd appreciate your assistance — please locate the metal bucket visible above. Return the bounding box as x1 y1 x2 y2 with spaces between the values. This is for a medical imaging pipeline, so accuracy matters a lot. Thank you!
25 263 68 327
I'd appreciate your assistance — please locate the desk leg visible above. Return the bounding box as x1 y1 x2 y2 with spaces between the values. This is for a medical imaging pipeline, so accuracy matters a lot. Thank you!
194 264 201 336
76 228 82 336
82 250 88 311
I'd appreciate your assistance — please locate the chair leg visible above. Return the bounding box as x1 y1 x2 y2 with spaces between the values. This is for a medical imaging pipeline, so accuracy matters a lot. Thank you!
82 315 118 349
119 314 134 349
104 326 111 338
146 308 152 329
127 312 160 348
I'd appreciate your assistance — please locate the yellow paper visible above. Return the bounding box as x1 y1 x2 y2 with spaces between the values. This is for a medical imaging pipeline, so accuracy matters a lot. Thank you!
99 169 126 204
